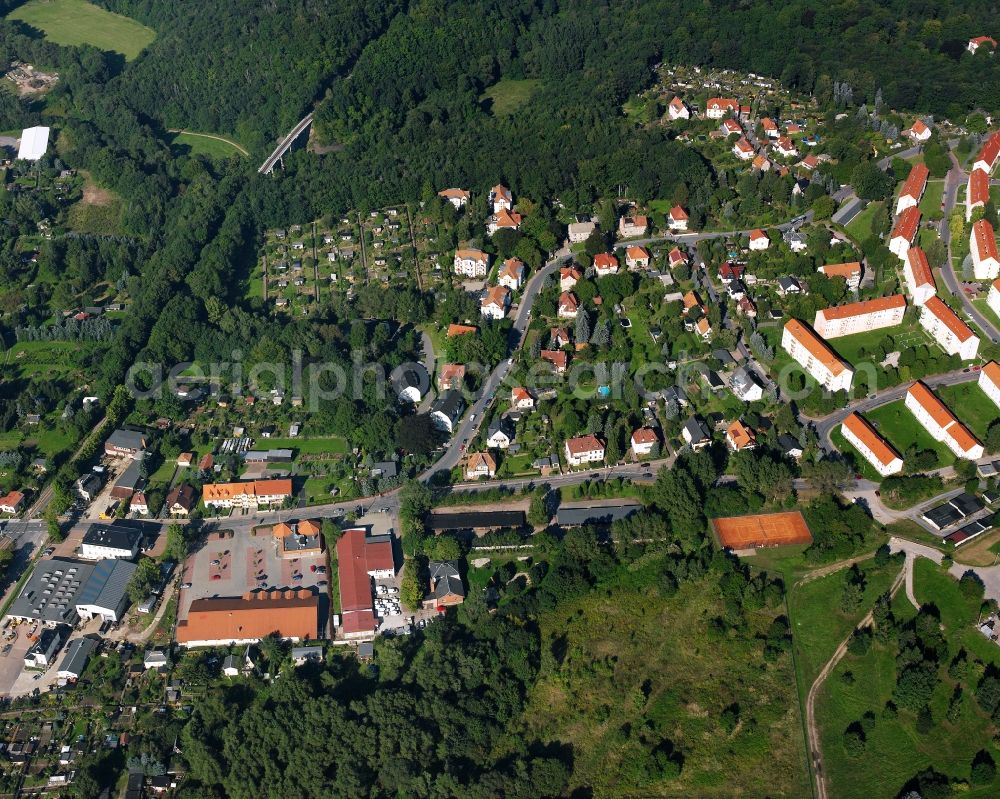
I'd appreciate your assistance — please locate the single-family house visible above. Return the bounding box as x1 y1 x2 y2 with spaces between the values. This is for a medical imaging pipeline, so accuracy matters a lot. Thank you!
558 291 580 319
668 96 690 120
618 215 648 238
668 206 689 231
438 188 471 208
748 229 769 250
725 420 757 452
630 427 659 457
560 265 582 291
486 417 515 449
438 363 466 391
593 252 619 277
480 285 511 319
465 452 497 480
498 258 526 291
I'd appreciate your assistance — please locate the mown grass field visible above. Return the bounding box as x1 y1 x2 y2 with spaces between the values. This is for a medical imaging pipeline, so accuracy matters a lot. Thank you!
169 131 248 159
828 321 924 367
918 179 945 217
845 200 883 242
480 79 540 115
261 436 348 456
516 560 811 798
866 399 955 467
815 558 1000 798
936 381 998 440
7 0 156 60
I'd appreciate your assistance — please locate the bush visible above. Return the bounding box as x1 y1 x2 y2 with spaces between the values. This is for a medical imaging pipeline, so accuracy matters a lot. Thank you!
842 723 866 756
971 750 996 785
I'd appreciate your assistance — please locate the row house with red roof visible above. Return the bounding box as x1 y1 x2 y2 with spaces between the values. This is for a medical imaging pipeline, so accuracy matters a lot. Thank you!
971 218 1000 280
980 361 1000 410
903 247 937 306
919 296 979 360
989 279 1000 320
895 163 929 215
889 206 921 260
904 381 984 461
973 131 1000 174
967 168 990 221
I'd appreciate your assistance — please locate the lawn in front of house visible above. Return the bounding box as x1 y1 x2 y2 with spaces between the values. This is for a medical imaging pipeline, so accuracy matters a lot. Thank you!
936 381 999 441
865 399 955 467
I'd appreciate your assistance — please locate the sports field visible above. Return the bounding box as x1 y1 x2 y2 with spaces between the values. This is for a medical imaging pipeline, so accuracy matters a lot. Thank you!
712 510 813 549
8 0 156 61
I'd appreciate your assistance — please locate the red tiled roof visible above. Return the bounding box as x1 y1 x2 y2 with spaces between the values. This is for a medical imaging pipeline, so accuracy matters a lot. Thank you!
627 245 650 261
177 592 318 644
337 528 394 618
891 206 921 243
817 294 906 321
559 291 579 312
969 168 990 206
899 163 929 200
842 413 901 468
982 360 1000 390
976 131 1000 169
447 324 477 337
669 205 689 221
631 427 658 446
540 350 568 370
566 434 604 456
726 420 756 449
749 228 767 241
784 319 847 376
906 382 983 457
923 296 974 342
707 98 738 111
819 262 862 279
906 247 935 288
593 253 618 270
972 218 999 263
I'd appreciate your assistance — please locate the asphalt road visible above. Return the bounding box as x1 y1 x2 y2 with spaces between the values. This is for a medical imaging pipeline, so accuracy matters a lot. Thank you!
810 367 981 451
938 151 1000 343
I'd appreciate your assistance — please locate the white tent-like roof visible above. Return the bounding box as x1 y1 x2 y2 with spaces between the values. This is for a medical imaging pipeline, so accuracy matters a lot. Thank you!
17 126 50 161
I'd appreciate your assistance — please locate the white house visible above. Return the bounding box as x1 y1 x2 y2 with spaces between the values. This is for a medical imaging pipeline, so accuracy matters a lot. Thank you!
729 366 764 402
705 97 738 120
668 206 689 231
817 262 863 289
564 435 605 466
813 295 906 339
498 258 526 291
80 524 141 561
568 220 596 243
733 137 754 160
480 286 511 320
630 427 658 457
668 96 689 120
904 247 937 306
889 206 921 260
626 245 650 269
465 452 496 480
453 248 490 277
971 218 1000 280
895 163 929 215
560 265 582 291
841 412 904 476
903 119 932 143
437 188 470 209
748 229 769 250
558 291 579 319
593 252 619 277
968 168 990 221
979 361 1000 410
490 184 513 213
919 296 979 360
486 417 515 449
618 215 648 238
487 208 523 236
774 136 798 157
972 132 1000 174
781 320 853 392
511 387 535 411
905 381 984 461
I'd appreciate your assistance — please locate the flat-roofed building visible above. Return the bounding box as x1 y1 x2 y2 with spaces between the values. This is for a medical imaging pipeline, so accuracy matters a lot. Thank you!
919 296 979 360
81 523 141 561
895 163 929 215
979 360 1000 409
781 320 853 392
971 218 1000 280
17 126 49 161
841 412 903 476
813 295 906 339
904 381 984 461
903 247 937 306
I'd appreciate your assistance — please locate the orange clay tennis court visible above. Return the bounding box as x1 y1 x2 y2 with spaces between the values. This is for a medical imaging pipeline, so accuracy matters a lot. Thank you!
711 511 813 549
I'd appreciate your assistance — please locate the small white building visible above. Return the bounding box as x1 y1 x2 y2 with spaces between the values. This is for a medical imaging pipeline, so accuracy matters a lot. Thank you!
668 96 689 120
668 206 689 231
630 427 658 457
17 126 50 161
748 229 769 250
